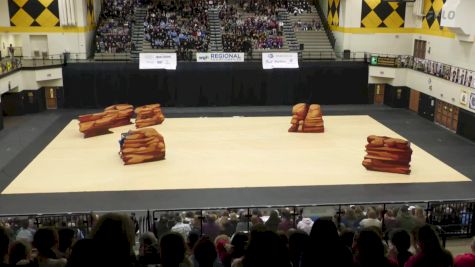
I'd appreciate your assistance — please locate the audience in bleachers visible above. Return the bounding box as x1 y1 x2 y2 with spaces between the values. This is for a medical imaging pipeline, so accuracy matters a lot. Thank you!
144 0 209 59
0 205 468 267
92 0 328 56
220 2 283 52
287 0 311 15
293 18 321 32
95 0 141 53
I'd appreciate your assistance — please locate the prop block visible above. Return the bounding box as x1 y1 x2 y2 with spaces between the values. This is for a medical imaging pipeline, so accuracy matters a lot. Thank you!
104 104 134 127
362 135 413 175
78 104 134 138
78 112 118 138
135 104 165 128
288 103 324 133
119 128 166 165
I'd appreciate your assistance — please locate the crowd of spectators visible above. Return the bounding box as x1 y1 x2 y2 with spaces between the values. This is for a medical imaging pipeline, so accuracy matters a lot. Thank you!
144 0 209 60
0 205 473 267
1 208 472 267
95 0 149 54
293 18 321 32
287 0 311 16
219 3 283 52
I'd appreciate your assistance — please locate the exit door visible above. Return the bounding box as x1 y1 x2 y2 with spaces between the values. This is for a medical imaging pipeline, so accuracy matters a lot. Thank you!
374 84 385 104
435 100 459 132
46 88 57 109
409 89 420 112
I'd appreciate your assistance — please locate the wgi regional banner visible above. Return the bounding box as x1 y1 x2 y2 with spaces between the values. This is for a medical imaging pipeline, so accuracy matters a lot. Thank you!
139 53 177 70
262 52 299 69
196 52 245 62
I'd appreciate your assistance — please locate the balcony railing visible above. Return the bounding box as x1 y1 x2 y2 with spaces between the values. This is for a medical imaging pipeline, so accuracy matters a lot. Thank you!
1 199 473 244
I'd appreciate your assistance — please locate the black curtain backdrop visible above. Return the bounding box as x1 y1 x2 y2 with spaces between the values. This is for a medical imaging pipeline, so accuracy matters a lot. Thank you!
63 61 369 108
1 92 26 116
23 89 46 114
458 108 475 142
0 102 3 130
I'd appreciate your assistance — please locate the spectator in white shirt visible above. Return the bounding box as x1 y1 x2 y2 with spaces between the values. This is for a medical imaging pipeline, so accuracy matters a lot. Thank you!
171 216 191 240
359 209 382 229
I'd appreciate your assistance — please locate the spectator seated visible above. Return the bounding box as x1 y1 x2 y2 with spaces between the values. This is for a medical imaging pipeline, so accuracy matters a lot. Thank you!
220 3 284 53
95 0 148 56
0 206 462 267
144 0 210 60
293 18 322 32
287 0 312 16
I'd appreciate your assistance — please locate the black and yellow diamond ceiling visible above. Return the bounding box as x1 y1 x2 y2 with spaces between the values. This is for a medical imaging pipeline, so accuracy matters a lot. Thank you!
422 0 446 30
8 0 60 27
86 0 95 26
327 0 340 26
361 0 406 28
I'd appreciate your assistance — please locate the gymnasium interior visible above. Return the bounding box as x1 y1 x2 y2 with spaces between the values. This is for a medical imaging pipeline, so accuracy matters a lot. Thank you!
0 0 475 266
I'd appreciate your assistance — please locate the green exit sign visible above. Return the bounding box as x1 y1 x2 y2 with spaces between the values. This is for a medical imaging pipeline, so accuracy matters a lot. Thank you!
371 56 378 65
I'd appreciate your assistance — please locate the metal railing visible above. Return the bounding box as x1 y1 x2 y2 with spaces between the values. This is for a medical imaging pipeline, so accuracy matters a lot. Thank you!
0 58 22 78
314 1 336 49
1 200 473 245
142 199 474 243
367 53 475 90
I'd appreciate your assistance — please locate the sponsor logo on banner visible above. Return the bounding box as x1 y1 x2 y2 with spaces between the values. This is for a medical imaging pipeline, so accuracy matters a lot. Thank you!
469 92 475 111
139 53 177 70
196 53 244 62
262 52 299 69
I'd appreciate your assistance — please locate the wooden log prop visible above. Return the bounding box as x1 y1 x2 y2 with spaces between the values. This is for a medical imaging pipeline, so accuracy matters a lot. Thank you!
119 128 166 165
288 103 324 133
78 112 117 138
135 104 165 128
104 104 134 128
362 135 413 175
78 104 134 138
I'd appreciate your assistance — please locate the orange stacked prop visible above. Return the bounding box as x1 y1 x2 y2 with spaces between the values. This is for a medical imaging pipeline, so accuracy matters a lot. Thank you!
288 103 324 133
135 104 165 128
104 104 134 128
362 135 413 175
78 112 117 138
119 128 165 165
78 104 134 138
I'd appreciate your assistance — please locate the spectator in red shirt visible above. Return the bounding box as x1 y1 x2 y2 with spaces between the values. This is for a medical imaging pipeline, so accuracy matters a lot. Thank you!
404 225 453 267
454 237 475 267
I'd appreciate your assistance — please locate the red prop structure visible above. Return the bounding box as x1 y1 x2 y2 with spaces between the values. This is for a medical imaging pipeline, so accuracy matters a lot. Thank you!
135 104 165 128
78 104 133 138
288 103 324 133
119 128 166 165
362 135 413 175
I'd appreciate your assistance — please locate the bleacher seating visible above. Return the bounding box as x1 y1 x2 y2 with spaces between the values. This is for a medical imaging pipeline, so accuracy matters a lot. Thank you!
143 0 210 60
92 0 337 60
94 0 149 61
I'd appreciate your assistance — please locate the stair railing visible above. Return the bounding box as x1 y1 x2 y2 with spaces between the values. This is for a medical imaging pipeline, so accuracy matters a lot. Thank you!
314 2 336 49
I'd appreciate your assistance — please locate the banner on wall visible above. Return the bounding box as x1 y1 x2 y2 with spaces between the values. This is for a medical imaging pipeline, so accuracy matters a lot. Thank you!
196 52 244 62
262 52 299 69
139 53 177 70
460 91 468 106
470 93 475 111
